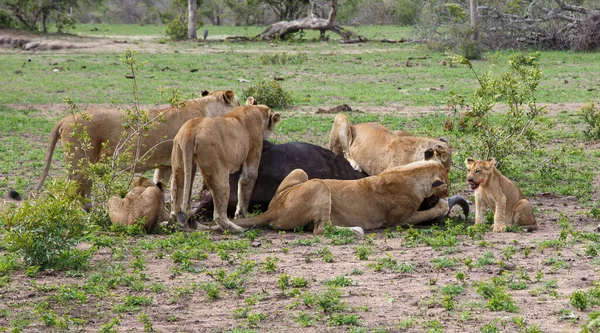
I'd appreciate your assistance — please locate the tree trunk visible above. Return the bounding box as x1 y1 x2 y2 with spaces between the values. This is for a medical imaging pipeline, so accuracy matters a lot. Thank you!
188 0 197 40
257 0 364 42
469 0 478 41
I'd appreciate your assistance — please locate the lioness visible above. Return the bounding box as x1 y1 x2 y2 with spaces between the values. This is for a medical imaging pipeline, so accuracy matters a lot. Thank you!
465 158 537 232
328 113 452 175
108 177 169 230
170 105 281 233
37 90 239 198
234 160 451 235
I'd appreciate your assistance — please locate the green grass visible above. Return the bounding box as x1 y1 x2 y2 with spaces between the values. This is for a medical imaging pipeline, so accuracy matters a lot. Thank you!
1 43 598 106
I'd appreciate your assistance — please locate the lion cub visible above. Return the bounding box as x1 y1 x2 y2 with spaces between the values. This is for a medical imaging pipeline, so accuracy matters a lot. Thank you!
465 158 537 232
108 177 169 231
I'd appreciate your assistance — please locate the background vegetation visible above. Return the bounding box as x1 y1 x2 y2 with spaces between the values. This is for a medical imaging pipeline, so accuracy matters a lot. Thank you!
0 18 599 333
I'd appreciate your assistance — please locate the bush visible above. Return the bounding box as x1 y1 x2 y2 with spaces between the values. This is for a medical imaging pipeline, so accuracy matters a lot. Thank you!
0 9 13 29
242 79 293 109
165 17 187 41
444 52 547 164
579 102 600 140
0 179 94 271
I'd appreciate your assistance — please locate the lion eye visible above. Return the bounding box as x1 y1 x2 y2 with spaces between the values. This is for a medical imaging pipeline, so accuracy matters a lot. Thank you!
474 169 481 173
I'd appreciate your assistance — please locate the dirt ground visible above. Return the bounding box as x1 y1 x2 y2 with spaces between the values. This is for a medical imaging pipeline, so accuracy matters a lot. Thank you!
1 31 599 333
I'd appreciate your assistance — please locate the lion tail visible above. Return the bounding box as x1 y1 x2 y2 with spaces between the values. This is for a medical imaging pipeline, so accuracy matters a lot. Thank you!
37 119 63 191
179 139 196 215
448 195 470 220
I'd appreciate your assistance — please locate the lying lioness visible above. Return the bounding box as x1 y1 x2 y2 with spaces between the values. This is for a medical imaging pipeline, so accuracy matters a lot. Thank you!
328 113 452 175
37 90 239 198
465 158 537 232
108 177 169 230
170 105 280 233
234 160 451 235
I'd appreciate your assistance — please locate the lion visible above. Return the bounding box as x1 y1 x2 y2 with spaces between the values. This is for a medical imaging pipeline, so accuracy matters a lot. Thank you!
465 158 537 232
108 177 169 231
37 90 239 198
328 113 452 175
170 105 281 233
234 160 451 235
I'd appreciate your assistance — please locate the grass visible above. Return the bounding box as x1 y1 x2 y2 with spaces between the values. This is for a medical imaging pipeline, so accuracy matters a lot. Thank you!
2 25 600 333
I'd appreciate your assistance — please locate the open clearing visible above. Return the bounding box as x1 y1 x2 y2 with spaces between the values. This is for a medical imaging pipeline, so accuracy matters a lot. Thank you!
1 29 600 333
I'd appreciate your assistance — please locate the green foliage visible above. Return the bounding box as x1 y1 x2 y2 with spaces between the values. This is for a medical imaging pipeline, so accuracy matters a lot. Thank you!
0 9 13 28
579 102 600 140
570 290 588 311
444 52 547 164
323 223 358 245
3 0 76 32
325 275 355 287
1 179 94 270
476 280 519 312
165 17 187 41
260 52 308 65
262 255 279 273
242 79 293 110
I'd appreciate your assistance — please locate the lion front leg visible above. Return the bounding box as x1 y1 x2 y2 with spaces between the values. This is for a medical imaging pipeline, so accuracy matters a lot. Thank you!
492 195 508 232
403 198 449 225
474 192 488 225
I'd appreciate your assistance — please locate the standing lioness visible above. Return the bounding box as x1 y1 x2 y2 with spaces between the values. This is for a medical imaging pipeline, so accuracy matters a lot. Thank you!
37 90 239 198
328 113 452 175
170 105 280 233
465 158 537 232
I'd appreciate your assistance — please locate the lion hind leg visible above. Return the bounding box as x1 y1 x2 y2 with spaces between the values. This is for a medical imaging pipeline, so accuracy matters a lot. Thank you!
513 199 537 231
207 171 246 233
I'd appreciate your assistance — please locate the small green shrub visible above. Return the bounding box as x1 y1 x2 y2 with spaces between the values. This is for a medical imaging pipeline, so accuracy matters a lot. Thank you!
444 52 547 164
1 179 94 270
579 102 600 140
570 290 588 311
242 79 293 109
165 17 187 41
260 52 308 65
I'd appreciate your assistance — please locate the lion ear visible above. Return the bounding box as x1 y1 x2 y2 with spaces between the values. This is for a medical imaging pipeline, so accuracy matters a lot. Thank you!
465 157 475 168
424 148 434 160
269 112 281 128
201 90 209 97
223 90 236 104
156 181 164 192
438 137 449 144
487 157 496 168
245 96 257 105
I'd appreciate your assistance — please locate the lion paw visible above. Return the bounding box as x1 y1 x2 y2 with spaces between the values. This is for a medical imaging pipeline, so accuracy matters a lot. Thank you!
492 224 507 232
349 227 365 236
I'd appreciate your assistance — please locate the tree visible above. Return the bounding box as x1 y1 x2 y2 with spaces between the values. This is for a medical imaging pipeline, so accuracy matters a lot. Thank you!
4 0 77 32
416 0 600 51
188 0 198 39
258 0 365 41
262 0 310 21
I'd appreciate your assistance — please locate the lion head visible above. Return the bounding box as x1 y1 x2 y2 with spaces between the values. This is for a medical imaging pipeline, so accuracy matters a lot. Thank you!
465 157 496 190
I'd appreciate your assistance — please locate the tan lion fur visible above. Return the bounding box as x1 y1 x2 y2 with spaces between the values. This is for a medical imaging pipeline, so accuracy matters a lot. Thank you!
37 90 239 198
328 113 452 175
465 158 537 232
170 105 281 233
108 177 169 230
234 160 450 235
